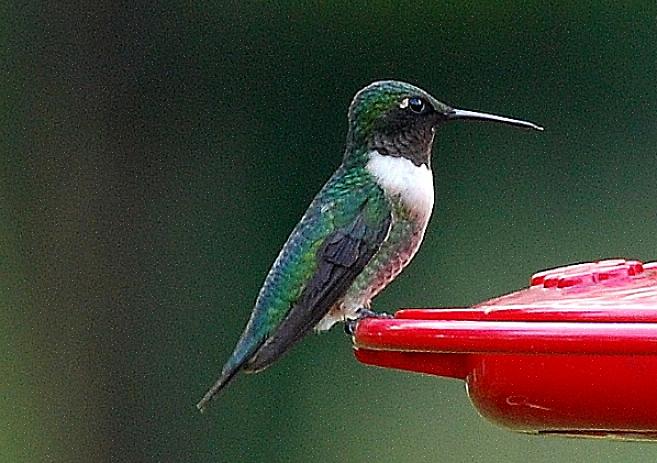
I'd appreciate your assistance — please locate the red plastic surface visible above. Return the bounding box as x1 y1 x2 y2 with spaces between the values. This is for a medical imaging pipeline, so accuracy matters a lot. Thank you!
353 259 657 439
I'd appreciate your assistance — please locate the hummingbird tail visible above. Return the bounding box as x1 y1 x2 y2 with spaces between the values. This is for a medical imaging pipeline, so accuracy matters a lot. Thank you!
196 329 266 412
196 367 241 413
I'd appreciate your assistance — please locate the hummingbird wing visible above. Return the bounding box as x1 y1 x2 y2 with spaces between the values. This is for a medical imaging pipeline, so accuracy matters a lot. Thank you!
197 168 391 410
246 195 392 372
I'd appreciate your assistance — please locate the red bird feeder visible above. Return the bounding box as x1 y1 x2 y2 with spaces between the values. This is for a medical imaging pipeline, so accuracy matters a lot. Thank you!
353 259 657 440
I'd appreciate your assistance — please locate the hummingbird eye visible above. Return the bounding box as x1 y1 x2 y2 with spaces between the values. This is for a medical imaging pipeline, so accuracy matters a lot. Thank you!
408 97 425 113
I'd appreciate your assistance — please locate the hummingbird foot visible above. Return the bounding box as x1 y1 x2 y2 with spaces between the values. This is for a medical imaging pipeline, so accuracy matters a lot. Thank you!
344 318 358 336
358 308 394 319
344 308 394 336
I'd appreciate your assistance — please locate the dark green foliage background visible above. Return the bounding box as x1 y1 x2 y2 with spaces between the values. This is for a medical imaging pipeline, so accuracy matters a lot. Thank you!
2 2 656 462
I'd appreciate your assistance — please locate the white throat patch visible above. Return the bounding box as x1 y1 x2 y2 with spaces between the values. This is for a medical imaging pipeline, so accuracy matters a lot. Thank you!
366 151 434 220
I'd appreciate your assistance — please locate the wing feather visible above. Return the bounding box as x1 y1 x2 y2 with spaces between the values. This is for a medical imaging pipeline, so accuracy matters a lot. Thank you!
246 197 391 372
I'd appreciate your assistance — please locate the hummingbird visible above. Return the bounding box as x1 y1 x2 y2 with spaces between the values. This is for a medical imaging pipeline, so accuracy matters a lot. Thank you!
197 80 542 411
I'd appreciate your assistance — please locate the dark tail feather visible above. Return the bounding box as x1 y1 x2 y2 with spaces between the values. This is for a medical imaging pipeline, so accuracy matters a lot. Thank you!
196 331 266 412
196 366 241 413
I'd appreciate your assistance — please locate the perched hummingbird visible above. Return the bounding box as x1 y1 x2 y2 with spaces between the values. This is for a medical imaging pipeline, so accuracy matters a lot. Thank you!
197 80 542 411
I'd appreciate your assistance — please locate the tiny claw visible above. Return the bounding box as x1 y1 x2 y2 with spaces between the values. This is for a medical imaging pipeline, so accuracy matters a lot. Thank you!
344 308 393 337
344 319 358 336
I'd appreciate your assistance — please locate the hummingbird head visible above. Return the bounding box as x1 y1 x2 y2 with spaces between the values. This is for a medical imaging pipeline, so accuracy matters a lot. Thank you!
346 80 542 167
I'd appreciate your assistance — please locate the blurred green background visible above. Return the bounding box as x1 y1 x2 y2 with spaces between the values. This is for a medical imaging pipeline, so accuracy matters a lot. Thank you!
3 2 657 462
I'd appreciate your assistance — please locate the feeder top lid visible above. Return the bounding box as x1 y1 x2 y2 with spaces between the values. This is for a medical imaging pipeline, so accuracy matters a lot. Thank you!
355 259 657 356
396 259 657 322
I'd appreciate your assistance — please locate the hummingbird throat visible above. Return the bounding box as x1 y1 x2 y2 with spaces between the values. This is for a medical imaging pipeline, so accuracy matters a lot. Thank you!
369 125 435 168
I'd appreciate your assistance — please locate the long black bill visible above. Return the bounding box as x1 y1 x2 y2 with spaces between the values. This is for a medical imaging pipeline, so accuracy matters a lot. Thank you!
448 108 543 131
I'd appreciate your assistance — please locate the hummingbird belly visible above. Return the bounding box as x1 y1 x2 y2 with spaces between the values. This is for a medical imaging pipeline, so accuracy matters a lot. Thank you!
316 203 430 331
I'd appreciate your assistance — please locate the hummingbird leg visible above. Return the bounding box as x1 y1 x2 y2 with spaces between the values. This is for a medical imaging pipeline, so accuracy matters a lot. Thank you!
344 318 357 336
344 308 394 336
